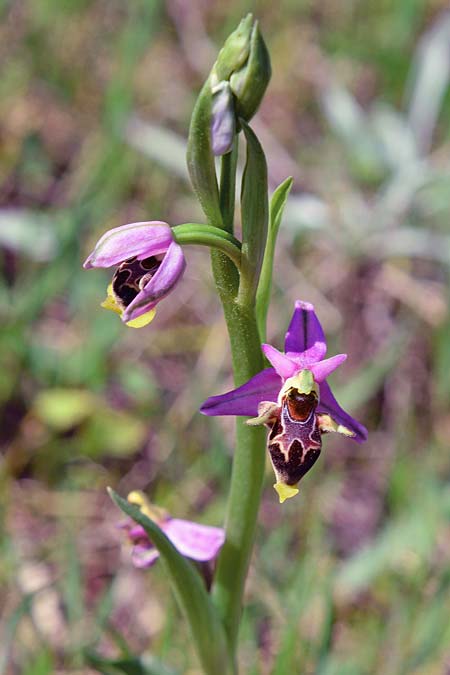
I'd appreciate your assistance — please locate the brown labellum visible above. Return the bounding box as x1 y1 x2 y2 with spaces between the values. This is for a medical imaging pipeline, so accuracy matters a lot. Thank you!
267 390 322 487
112 256 160 310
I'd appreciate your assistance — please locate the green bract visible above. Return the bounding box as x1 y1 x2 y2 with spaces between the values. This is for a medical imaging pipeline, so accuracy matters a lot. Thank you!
212 15 271 123
211 14 253 83
239 120 269 303
256 176 293 339
230 21 271 121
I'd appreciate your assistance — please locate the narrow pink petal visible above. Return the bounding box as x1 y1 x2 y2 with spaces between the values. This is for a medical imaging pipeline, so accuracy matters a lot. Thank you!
83 221 173 269
318 380 368 443
163 518 225 562
131 545 160 568
261 344 298 380
284 300 327 359
200 368 282 417
122 241 186 322
310 354 347 382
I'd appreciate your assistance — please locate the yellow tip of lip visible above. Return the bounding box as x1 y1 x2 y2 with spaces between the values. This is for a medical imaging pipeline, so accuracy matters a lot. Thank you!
101 284 122 315
127 490 168 522
273 482 299 503
127 490 146 506
125 308 156 328
101 284 156 328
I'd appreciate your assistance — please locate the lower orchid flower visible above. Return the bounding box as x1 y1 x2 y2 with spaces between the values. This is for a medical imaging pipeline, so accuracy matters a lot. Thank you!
119 491 225 568
200 301 368 503
83 221 186 328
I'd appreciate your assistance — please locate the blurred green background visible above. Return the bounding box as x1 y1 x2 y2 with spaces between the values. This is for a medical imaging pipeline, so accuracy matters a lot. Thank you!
1 1 450 673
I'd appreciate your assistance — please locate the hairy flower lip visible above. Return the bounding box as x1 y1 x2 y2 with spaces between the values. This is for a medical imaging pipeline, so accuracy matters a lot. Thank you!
200 301 368 443
121 240 186 322
83 221 186 325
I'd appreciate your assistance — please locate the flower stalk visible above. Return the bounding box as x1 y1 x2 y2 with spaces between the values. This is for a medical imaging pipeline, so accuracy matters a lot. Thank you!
183 15 274 658
205 132 268 654
172 223 242 270
211 300 266 652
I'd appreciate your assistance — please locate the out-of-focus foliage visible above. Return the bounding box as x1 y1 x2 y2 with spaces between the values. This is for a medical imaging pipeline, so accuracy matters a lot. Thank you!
1 1 450 673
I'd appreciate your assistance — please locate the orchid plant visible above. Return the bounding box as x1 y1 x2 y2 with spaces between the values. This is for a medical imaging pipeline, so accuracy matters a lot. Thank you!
84 14 367 674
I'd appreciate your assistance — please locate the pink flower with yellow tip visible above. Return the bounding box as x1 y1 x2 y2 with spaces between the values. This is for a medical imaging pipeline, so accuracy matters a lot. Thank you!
83 221 186 328
201 301 367 503
119 491 225 568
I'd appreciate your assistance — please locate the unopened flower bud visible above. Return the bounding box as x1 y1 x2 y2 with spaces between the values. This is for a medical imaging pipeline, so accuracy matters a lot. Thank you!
230 20 271 121
211 81 236 156
211 14 253 84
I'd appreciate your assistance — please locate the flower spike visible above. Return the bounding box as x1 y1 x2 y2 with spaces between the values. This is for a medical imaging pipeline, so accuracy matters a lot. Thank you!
201 301 367 501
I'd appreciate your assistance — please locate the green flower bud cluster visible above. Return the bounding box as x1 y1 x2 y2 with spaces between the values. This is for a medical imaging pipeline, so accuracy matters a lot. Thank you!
210 14 271 155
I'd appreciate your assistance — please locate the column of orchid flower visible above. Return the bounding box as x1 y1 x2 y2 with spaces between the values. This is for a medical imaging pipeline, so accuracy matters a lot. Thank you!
84 14 367 675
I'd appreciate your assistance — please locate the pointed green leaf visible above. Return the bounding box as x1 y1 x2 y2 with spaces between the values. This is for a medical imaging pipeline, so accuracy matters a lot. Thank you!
212 14 253 82
230 20 271 122
256 176 293 339
187 80 223 230
108 489 232 675
0 594 33 672
239 120 269 304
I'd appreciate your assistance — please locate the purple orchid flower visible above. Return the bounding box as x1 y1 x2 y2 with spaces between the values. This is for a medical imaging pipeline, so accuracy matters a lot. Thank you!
83 221 186 328
200 301 368 503
120 491 225 568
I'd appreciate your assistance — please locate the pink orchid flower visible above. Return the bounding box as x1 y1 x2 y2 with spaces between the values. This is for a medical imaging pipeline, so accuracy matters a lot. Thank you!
119 491 225 568
84 221 186 328
201 301 367 502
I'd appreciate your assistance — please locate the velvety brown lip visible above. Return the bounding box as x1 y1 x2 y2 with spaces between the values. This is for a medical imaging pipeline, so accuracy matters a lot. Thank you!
285 390 318 422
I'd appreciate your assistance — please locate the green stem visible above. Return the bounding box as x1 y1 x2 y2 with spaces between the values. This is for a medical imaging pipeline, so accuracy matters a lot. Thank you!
219 141 238 234
212 301 265 654
211 145 266 658
172 224 242 270
209 145 240 306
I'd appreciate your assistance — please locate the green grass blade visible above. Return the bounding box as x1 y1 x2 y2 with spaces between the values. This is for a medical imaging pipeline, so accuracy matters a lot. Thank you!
256 176 293 340
239 120 269 305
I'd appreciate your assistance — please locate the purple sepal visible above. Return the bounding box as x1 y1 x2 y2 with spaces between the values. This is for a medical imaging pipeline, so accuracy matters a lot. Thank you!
83 221 173 269
318 380 368 443
200 367 282 417
284 300 327 358
163 519 225 562
122 513 225 569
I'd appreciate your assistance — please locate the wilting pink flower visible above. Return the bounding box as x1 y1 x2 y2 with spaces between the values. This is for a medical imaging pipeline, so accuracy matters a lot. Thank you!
119 491 225 568
201 301 367 502
83 221 186 328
